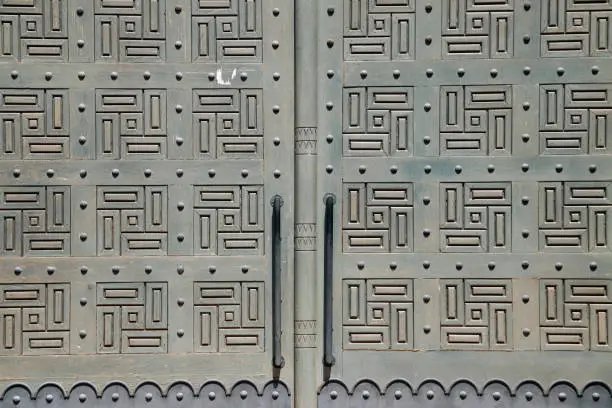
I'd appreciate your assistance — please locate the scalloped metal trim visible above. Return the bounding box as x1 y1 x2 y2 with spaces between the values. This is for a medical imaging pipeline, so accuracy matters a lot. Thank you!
318 379 611 405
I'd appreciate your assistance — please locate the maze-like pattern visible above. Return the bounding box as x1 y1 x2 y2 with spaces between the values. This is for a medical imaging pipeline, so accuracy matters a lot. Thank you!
343 183 413 252
539 84 612 155
0 89 70 159
95 0 166 62
192 0 262 62
343 0 415 60
440 85 512 156
193 282 265 352
96 89 168 159
541 0 612 57
193 185 264 255
0 284 70 355
96 282 168 354
0 0 68 61
0 186 70 257
342 87 413 157
540 280 611 351
97 186 168 256
192 89 264 159
440 183 512 252
442 0 514 59
342 279 414 350
440 279 513 350
538 181 612 252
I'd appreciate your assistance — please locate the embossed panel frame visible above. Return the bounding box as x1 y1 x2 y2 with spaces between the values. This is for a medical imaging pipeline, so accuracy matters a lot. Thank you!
0 0 294 398
317 0 612 397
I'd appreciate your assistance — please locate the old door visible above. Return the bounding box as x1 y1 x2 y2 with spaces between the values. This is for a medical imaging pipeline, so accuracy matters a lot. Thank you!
317 0 612 406
0 0 294 405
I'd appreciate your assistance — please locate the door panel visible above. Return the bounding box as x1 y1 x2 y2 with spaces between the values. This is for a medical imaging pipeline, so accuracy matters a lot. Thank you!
0 0 293 400
317 0 612 403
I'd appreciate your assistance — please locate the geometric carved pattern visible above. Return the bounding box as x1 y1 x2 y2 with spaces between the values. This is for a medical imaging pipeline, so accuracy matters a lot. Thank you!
342 279 414 349
440 182 511 252
193 282 265 352
96 186 168 256
192 0 262 62
343 0 415 60
192 89 264 159
342 183 413 252
0 0 68 61
540 279 611 351
538 181 612 252
541 0 612 57
440 85 512 156
96 89 168 159
193 185 264 255
95 0 166 62
342 87 413 157
0 284 70 355
0 89 69 159
96 282 168 354
539 84 612 155
442 0 514 59
440 279 513 350
0 186 70 257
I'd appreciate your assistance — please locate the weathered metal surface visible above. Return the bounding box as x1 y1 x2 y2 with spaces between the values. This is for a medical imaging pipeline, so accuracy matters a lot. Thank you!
0 0 294 400
316 0 612 403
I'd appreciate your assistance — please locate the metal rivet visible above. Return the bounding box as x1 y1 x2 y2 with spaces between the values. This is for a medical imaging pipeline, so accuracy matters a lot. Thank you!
492 392 501 401
524 2 531 10
488 164 495 173
77 39 85 48
425 4 432 13
208 72 215 81
423 294 431 303
424 165 432 174
47 169 54 178
46 394 54 403
423 135 431 144
326 40 333 48
556 164 563 173
589 164 597 173
175 41 182 49
144 71 151 80
455 262 463 270
208 169 216 177
423 197 430 205
175 5 182 13
395 390 402 399
459 391 467 400
240 390 248 399
523 102 530 111
522 133 530 142
242 265 249 273
523 35 530 44
389 262 397 270
523 66 531 75
209 266 216 273
326 134 334 143
273 40 280 49
426 68 434 78
525 391 533 401
145 265 152 274
273 72 281 81
112 266 120 274
176 392 184 401
110 71 118 80
76 7 84 16
272 8 280 16
424 103 431 112
592 392 600 401
241 169 249 178
14 267 22 275
272 391 279 400
359 165 366 174
424 325 432 334
79 135 86 145
522 230 530 238
330 391 338 400
208 392 216 400
177 329 184 337
176 169 184 178
360 70 367 79
490 69 498 78
45 72 52 80
79 393 87 402
80 266 88 274
557 67 565 76
80 169 87 178
144 169 152 177
274 105 281 113
145 393 152 402
522 261 529 270
457 68 465 77
176 137 184 146
79 233 87 241
455 165 462 174
79 330 87 338
80 298 87 306
112 169 119 178
325 102 333 111
425 36 432 45
327 7 334 15
423 229 430 237
592 65 600 75
522 294 530 303
177 298 184 307
327 70 334 78
423 261 430 269
362 391 370 400
176 72 183 80
590 262 598 271
13 395 20 404
241 72 247 81
274 169 281 178
13 169 20 178
555 262 563 271
175 105 183 113
326 165 333 174
273 137 281 146
488 261 496 270
80 201 87 209
558 392 567 402
357 262 365 270
426 390 434 399
78 71 85 80
390 165 398 174
10 70 18 79
522 163 529 172
112 393 119 402
522 196 529 205
177 265 184 275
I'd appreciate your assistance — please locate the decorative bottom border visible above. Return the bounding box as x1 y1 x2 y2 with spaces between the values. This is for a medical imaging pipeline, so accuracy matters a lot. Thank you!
319 380 611 407
0 381 290 406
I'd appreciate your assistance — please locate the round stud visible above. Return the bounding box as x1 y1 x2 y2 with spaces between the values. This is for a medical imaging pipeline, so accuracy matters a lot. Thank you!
557 67 565 76
176 392 184 401
273 137 281 146
209 392 216 400
77 39 85 48
14 267 22 276
423 197 431 205
459 391 467 400
208 169 216 178
144 169 152 178
175 105 183 113
488 164 495 173
177 329 184 337
592 392 600 401
241 265 249 273
525 391 534 401
426 390 435 400
394 390 402 400
359 165 366 174
327 70 334 78
145 265 152 274
111 393 119 402
326 165 333 174
13 169 20 178
175 5 182 13
209 265 216 273
79 135 86 145
423 294 431 303
524 2 531 11
424 165 432 174
390 262 397 270
492 392 501 401
558 392 567 402
455 165 462 174
327 7 334 15
424 325 431 334
424 103 431 112
589 164 597 173
522 261 529 270
556 164 563 173
522 133 530 142
76 7 84 16
241 72 247 81
208 72 215 81
176 137 184 146
144 71 151 80
79 329 87 339
80 298 87 306
79 393 87 402
357 261 365 270
523 66 531 75
522 196 529 205
240 390 248 400
176 169 184 178
110 71 118 80
423 135 431 145
45 72 53 81
490 68 498 78
112 266 120 274
112 169 119 178
522 294 530 303
325 102 333 111
592 65 600 75
456 262 463 270
79 233 87 241
423 229 431 237
177 299 185 308
590 262 598 271
555 262 563 271
360 70 368 79
273 72 281 81
47 169 54 178
80 169 87 178
78 71 86 80
488 261 496 270
241 169 249 178
145 393 153 402
423 261 430 269
330 391 338 400
273 40 280 49
273 8 280 16
13 395 20 404
523 35 531 44
522 230 530 238
176 72 183 81
362 391 370 400
522 163 529 172
425 36 432 45
10 70 18 79
272 391 280 400
274 169 281 178
393 69 401 79
80 266 88 274
426 68 434 78
177 265 184 275
457 68 465 77
175 41 183 50
390 165 398 174
326 40 333 48
523 102 530 111
273 105 281 114
177 233 185 242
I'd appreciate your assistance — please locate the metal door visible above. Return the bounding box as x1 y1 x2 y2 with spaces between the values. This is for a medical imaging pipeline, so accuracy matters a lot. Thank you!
317 0 612 406
0 0 293 405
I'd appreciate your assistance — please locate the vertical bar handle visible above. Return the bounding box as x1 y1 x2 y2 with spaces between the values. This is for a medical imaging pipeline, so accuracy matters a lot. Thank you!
271 195 285 369
323 194 336 366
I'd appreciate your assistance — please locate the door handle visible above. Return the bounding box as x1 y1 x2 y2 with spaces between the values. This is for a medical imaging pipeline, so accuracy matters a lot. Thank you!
323 194 336 366
271 195 285 369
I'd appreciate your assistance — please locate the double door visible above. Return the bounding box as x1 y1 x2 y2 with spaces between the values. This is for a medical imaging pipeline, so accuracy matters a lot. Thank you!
0 0 611 406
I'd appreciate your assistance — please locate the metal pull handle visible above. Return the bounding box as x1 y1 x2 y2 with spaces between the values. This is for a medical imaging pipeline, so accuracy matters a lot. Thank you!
323 194 336 366
271 195 285 369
